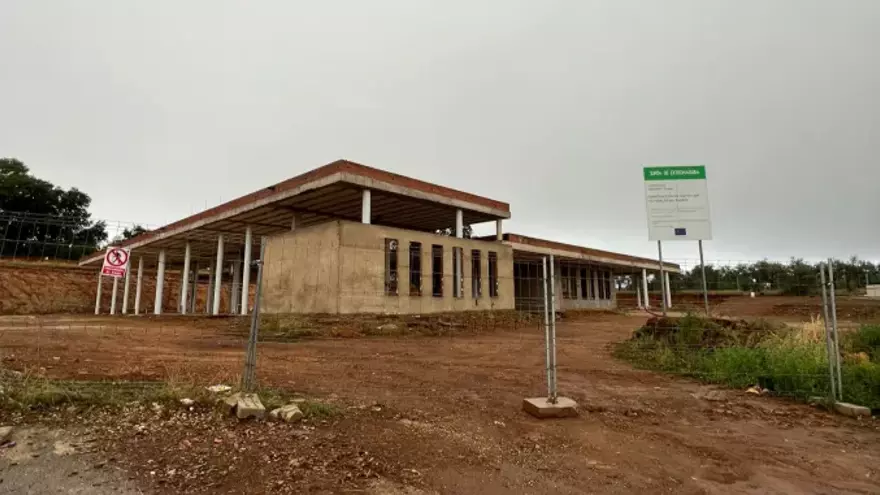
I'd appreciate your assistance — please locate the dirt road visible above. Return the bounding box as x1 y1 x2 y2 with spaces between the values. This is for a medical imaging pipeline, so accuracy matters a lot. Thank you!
1 313 879 493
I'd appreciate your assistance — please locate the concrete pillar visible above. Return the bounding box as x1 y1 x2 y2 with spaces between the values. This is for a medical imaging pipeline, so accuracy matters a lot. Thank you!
455 209 463 238
122 261 131 314
665 272 672 308
213 235 224 315
241 226 253 315
110 276 119 315
642 268 650 309
180 242 191 314
231 260 241 314
206 263 214 314
361 189 371 224
134 257 144 315
190 261 199 313
290 212 302 231
591 269 599 300
495 219 503 241
94 272 103 315
154 250 166 315
635 275 642 309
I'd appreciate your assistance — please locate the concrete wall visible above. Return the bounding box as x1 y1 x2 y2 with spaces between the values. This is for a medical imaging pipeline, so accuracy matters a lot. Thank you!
261 220 515 314
261 221 341 313
338 221 514 314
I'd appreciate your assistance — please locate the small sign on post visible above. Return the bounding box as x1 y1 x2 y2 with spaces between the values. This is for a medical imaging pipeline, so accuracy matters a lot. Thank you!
101 246 131 278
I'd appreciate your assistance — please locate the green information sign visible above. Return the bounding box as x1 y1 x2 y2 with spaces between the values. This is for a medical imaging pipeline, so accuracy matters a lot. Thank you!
643 165 706 181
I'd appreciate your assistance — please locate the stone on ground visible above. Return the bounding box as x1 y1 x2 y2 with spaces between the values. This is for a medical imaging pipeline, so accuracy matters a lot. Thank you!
207 384 232 394
0 425 14 444
235 394 266 420
834 401 871 418
522 397 578 419
270 404 304 423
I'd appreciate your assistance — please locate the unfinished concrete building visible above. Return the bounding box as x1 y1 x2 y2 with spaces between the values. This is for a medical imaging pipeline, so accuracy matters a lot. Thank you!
80 160 679 315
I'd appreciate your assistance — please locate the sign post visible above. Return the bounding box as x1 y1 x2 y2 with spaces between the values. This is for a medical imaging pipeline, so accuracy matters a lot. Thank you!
644 165 712 315
101 247 132 278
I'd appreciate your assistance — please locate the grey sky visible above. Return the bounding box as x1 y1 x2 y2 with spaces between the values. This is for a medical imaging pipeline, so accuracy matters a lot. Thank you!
1 0 878 265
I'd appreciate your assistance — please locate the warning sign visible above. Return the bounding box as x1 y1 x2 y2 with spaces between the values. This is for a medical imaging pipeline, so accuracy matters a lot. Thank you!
101 247 131 278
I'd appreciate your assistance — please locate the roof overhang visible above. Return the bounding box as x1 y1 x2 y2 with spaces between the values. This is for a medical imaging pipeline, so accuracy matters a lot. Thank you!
501 234 681 273
80 160 510 267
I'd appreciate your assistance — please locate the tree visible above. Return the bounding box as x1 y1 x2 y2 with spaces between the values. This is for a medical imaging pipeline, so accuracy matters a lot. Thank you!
112 224 149 244
0 158 107 259
435 225 473 238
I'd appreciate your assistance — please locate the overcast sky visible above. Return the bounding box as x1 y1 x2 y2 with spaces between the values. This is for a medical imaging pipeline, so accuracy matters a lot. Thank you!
1 0 878 265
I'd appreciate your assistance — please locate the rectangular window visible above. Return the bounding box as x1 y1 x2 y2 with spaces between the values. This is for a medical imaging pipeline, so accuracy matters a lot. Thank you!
488 251 498 298
561 265 572 299
604 271 612 300
432 245 443 297
453 247 463 298
384 238 398 295
409 241 422 296
471 250 482 298
580 268 588 300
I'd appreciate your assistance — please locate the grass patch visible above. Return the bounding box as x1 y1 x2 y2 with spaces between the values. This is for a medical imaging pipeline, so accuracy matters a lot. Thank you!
615 315 880 408
297 400 341 419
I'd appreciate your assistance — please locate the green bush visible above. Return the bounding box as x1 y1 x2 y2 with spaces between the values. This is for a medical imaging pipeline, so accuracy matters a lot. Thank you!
844 325 880 361
841 361 880 409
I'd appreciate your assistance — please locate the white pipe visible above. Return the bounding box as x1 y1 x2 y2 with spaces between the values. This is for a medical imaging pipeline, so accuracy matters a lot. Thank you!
455 209 463 238
641 268 649 309
122 262 131 314
94 272 103 315
180 242 191 314
110 276 119 315
665 272 672 308
213 235 224 315
241 227 252 315
134 257 144 315
361 189 371 224
154 250 166 315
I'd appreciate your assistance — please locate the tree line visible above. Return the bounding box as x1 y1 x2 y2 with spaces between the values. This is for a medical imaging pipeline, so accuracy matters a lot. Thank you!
665 257 877 295
0 158 145 260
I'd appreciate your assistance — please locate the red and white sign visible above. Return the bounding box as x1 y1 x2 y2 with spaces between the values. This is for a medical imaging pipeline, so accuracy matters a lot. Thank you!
101 247 131 278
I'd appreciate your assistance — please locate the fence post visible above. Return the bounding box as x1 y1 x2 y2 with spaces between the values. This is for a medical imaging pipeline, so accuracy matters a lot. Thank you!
548 255 558 403
241 240 267 393
542 256 552 400
827 259 843 400
819 263 838 401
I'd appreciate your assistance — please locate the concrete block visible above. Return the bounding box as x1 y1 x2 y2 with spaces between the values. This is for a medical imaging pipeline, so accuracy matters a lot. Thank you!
270 404 304 423
834 401 871 418
522 397 578 419
235 393 266 420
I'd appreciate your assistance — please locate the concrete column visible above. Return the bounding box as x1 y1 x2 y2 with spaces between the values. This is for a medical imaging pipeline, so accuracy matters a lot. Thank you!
154 250 166 315
635 275 642 309
134 256 144 315
290 212 302 231
665 272 672 308
641 268 650 309
94 272 103 315
122 262 131 314
180 242 191 314
212 235 224 315
591 269 599 300
190 261 199 313
455 209 463 238
231 260 241 314
241 227 252 315
495 219 503 241
361 189 371 224
206 263 214 314
110 276 119 315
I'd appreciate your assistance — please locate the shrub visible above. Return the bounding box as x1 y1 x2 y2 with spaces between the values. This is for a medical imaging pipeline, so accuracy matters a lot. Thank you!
844 325 880 362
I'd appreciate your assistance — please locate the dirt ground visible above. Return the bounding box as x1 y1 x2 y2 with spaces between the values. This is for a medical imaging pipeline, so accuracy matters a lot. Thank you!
1 312 879 494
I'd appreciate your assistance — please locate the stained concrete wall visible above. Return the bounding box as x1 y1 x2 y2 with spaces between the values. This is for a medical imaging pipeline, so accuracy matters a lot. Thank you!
260 220 515 314
261 221 341 314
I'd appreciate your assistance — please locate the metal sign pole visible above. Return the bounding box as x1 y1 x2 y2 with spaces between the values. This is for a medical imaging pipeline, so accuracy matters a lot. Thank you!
548 254 558 403
699 240 710 315
658 241 668 316
827 259 843 400
819 263 838 402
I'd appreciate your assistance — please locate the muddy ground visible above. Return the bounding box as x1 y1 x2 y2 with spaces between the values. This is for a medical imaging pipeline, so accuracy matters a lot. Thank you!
1 312 879 494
